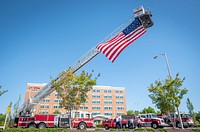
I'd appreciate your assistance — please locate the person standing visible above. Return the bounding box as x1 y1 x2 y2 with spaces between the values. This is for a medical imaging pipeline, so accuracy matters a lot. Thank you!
116 115 120 129
118 114 122 129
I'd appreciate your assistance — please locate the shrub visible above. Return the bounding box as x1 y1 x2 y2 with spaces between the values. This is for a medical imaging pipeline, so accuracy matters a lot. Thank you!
146 128 155 131
193 128 200 132
96 124 102 128
134 128 145 131
196 123 200 127
109 128 117 131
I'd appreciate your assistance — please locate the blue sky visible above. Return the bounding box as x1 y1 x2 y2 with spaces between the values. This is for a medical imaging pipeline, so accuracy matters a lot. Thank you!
0 0 200 114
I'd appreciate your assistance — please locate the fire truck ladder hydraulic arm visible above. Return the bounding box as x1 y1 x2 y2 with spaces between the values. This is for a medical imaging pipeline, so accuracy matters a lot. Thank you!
21 6 153 116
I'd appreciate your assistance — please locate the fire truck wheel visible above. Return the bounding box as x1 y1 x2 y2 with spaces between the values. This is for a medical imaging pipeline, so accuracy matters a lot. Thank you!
104 125 109 130
78 122 86 129
28 123 36 128
176 122 181 128
38 123 46 129
152 123 158 129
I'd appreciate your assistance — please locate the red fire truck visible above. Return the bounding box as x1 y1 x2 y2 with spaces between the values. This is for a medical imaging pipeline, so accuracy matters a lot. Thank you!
13 114 69 128
71 117 95 129
135 113 168 129
157 113 195 128
13 114 96 129
102 118 129 130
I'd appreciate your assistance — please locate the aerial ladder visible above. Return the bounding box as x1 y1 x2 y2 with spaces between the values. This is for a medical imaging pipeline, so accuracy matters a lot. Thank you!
21 6 153 116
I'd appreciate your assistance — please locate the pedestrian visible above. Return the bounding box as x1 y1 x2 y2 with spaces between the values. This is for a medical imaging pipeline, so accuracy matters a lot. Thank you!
116 115 120 129
118 114 122 128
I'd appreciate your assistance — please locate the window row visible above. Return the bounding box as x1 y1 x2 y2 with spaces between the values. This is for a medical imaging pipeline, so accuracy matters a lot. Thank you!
92 95 124 99
92 90 123 94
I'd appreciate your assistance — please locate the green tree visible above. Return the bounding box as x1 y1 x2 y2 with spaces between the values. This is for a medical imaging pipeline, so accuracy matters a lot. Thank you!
0 86 8 96
148 73 188 129
52 69 96 127
186 98 194 116
140 106 156 114
148 73 188 113
196 111 200 123
127 110 134 115
53 110 61 114
186 98 195 123
0 114 6 125
133 110 140 115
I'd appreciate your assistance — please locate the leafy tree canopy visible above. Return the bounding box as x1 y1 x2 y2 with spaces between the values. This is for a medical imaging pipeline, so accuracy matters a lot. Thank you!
148 73 188 113
53 110 61 114
140 106 156 114
127 110 134 115
186 98 194 116
52 69 96 112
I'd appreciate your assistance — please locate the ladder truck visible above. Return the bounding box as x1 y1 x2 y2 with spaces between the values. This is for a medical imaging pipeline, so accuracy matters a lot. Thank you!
14 6 153 129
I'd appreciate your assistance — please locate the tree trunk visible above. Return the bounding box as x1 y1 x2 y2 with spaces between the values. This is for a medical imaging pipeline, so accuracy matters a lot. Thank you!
69 109 72 129
177 107 184 129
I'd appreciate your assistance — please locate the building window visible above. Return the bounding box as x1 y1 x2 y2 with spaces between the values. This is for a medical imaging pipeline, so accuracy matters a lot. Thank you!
104 106 112 110
92 112 100 117
54 105 58 108
41 99 45 102
116 101 124 104
117 112 124 115
45 99 50 102
104 100 112 104
92 101 100 104
54 99 59 102
92 95 100 98
116 107 124 110
116 96 123 99
81 114 84 118
59 100 62 102
84 106 88 109
104 95 112 98
104 113 112 116
85 101 88 104
92 90 100 93
40 105 45 108
104 90 111 93
116 90 123 94
92 106 100 110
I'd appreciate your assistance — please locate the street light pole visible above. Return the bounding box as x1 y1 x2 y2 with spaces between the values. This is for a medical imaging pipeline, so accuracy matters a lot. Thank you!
163 53 172 79
154 53 184 129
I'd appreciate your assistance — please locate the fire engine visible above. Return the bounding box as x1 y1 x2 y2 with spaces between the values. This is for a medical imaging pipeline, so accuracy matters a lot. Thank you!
13 114 69 128
157 113 195 128
135 113 168 129
13 6 153 129
102 118 130 130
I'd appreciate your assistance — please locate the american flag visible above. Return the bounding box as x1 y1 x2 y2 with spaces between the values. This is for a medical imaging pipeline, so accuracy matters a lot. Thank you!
96 18 146 62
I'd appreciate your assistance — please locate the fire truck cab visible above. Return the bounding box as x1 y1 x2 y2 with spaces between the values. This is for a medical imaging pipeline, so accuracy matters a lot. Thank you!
135 113 168 129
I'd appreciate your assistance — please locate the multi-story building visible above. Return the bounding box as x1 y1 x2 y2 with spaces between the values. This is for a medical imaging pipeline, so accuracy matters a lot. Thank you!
24 83 127 118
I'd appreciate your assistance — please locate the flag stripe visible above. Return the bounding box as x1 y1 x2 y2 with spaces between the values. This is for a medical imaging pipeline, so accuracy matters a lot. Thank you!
110 29 146 62
96 18 146 62
105 26 144 58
